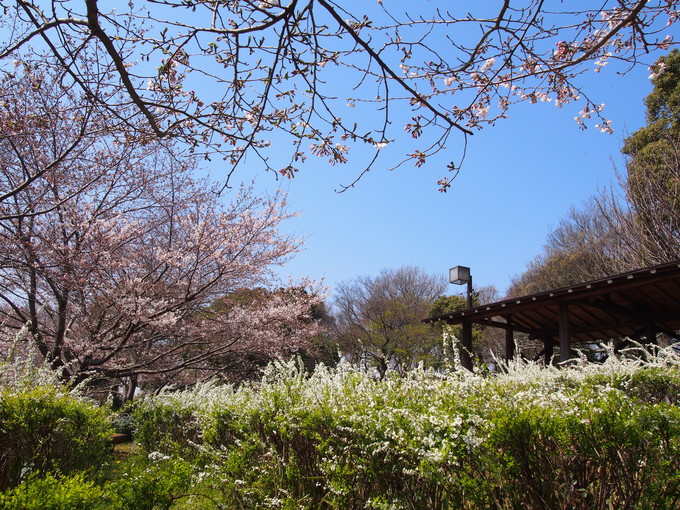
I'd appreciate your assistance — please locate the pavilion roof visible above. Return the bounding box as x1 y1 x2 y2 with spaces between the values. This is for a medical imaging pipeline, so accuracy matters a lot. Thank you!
424 260 680 344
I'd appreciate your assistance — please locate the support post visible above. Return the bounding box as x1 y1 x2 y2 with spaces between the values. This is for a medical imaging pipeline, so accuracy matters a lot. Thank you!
505 315 515 362
645 322 657 345
645 322 658 356
559 301 571 363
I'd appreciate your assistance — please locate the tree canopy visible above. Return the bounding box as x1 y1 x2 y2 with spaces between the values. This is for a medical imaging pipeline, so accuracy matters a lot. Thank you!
623 49 680 181
622 49 680 247
1 1 677 190
332 266 447 377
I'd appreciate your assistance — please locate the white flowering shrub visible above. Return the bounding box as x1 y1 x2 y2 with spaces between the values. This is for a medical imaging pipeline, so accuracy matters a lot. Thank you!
0 326 68 391
134 350 680 509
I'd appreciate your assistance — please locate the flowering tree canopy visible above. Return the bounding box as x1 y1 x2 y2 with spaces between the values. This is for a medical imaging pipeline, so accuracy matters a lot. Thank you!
0 66 324 400
1 1 677 191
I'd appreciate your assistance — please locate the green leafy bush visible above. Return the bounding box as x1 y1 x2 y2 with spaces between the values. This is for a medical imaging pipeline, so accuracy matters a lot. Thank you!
0 384 113 490
133 395 204 457
0 472 106 510
104 454 201 510
0 459 205 510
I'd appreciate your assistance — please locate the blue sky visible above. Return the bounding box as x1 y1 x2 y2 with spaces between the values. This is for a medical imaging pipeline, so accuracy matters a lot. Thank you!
248 60 658 299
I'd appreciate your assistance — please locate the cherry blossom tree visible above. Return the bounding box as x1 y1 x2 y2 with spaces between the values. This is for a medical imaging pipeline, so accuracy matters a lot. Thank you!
0 66 324 401
0 61 122 219
176 286 333 387
1 1 677 191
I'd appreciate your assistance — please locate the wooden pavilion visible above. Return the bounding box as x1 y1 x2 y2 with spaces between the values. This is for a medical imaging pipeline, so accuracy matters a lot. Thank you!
423 260 680 369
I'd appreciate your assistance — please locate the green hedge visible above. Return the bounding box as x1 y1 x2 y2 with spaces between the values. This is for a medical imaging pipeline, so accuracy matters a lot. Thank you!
0 472 106 510
133 356 680 509
0 458 200 510
0 384 113 491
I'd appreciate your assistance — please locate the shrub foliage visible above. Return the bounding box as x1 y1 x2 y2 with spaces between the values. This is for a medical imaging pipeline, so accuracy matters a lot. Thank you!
0 383 113 491
131 351 680 509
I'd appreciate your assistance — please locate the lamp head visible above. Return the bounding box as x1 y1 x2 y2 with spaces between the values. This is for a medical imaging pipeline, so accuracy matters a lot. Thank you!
449 266 471 285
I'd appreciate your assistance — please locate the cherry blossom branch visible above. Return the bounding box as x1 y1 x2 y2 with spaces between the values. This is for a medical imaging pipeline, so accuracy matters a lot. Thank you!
84 0 165 137
318 0 474 137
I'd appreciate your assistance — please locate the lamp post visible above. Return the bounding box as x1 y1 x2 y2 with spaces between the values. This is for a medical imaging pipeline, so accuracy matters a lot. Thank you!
448 265 473 370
